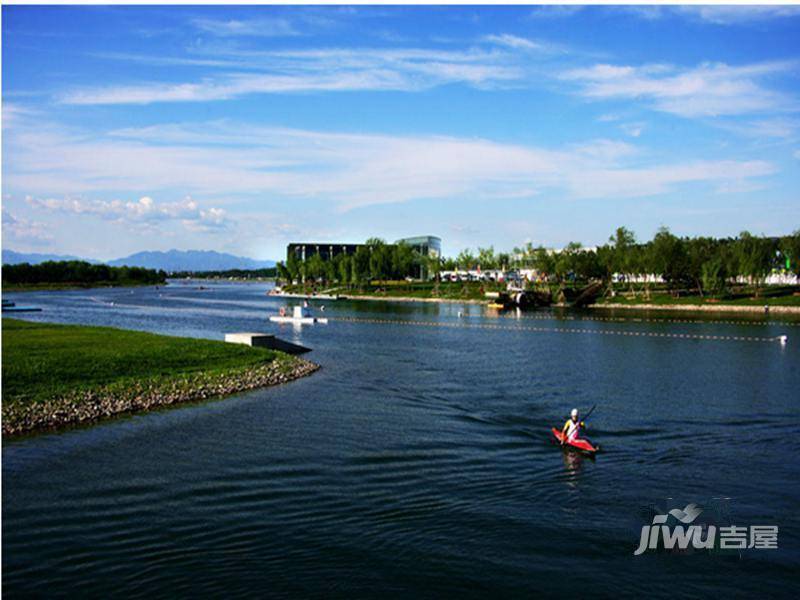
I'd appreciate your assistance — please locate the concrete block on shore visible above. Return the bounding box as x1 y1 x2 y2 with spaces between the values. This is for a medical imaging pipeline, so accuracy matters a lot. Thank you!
224 332 311 355
2 306 42 312
225 332 272 347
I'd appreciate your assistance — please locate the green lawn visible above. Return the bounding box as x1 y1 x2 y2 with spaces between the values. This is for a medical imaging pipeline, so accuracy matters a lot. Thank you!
2 318 279 404
596 286 800 307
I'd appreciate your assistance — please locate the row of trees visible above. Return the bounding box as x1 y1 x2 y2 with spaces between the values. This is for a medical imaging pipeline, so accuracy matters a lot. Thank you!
2 261 167 286
277 229 800 298
443 248 513 272
278 239 421 287
511 228 800 296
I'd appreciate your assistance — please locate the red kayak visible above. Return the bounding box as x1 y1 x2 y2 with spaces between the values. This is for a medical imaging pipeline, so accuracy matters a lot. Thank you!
551 427 599 455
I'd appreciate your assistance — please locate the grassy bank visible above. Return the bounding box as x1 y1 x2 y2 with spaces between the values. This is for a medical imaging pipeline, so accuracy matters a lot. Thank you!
594 285 800 307
2 318 319 436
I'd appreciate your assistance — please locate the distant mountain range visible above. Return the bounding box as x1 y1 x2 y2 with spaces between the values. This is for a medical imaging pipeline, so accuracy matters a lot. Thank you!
2 250 101 265
3 249 276 272
107 250 276 271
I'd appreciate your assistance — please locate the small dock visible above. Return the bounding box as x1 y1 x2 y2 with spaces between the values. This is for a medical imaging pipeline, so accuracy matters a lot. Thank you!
2 304 42 313
224 332 311 355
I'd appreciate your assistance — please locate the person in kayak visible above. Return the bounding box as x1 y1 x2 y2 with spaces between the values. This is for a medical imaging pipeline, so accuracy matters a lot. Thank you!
561 408 585 444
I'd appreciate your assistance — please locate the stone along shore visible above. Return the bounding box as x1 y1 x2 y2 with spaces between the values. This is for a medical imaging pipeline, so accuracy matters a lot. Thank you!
3 356 320 437
591 303 800 314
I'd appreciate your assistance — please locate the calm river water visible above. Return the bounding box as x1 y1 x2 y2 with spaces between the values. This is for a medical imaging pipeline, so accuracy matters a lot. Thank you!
3 282 799 598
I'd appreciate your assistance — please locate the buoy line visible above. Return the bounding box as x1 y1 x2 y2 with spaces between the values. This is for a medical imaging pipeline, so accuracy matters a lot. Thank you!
332 316 786 344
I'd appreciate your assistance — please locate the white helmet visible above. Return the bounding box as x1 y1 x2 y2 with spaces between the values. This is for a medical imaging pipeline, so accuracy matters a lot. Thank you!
571 408 579 419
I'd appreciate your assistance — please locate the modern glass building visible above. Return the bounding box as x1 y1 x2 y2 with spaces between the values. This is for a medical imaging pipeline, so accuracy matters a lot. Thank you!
396 236 441 259
396 236 441 279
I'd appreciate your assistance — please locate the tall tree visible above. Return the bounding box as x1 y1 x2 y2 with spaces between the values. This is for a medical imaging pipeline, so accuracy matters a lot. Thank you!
306 253 325 283
609 227 636 286
685 237 718 296
391 242 415 279
780 230 800 277
531 246 554 280
649 227 689 291
285 253 301 283
456 249 475 270
368 240 391 280
337 254 351 287
497 252 511 271
276 261 291 283
477 246 497 270
734 231 777 297
353 246 371 287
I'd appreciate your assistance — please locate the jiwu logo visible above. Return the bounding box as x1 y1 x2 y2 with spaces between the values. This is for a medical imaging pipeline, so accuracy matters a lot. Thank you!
634 502 779 555
634 503 714 555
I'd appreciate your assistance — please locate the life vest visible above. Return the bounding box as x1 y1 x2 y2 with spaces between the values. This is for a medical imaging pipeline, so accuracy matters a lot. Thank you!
563 418 581 441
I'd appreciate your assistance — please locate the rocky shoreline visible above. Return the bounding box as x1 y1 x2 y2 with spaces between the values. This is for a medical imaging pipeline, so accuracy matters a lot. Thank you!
3 355 320 437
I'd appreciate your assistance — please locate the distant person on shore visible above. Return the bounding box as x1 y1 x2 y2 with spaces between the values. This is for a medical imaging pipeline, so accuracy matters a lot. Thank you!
561 408 585 444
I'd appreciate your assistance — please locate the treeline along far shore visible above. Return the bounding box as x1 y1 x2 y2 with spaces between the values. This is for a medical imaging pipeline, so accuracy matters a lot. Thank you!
2 261 166 289
3 227 799 299
277 227 800 299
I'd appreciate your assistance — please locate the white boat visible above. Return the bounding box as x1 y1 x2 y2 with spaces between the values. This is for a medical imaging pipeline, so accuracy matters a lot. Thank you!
269 305 328 325
269 316 328 324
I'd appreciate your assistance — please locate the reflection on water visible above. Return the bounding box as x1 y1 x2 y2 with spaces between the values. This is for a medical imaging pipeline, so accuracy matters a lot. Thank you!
2 281 799 598
561 447 589 480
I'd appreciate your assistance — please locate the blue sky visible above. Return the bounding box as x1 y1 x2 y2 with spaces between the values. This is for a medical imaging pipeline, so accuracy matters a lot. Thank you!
2 4 799 261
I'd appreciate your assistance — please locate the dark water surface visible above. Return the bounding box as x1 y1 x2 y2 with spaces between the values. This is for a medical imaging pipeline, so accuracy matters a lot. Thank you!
3 282 799 598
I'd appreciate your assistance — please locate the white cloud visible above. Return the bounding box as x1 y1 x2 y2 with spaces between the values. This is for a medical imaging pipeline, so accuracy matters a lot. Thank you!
715 118 799 140
619 6 666 21
59 46 525 105
567 160 775 199
675 6 800 25
620 122 645 138
2 209 53 245
569 138 637 162
25 195 230 232
714 179 767 195
794 150 800 160
4 117 778 212
482 34 543 51
191 17 298 37
91 52 238 69
618 5 800 25
562 60 796 117
529 6 583 19
2 103 39 129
